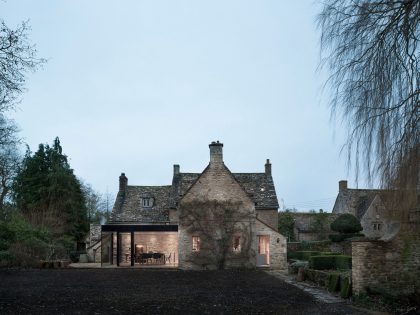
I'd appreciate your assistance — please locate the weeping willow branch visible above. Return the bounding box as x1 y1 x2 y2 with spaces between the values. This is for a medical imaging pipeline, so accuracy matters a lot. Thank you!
318 0 419 192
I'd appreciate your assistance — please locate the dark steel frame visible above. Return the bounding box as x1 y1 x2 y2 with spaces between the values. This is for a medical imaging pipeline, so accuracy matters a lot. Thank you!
101 224 178 266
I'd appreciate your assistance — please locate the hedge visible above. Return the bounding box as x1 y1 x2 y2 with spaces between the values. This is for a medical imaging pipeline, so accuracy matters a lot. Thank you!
328 273 340 292
340 276 351 298
335 255 352 270
329 233 364 242
309 255 352 270
309 255 336 270
288 251 321 261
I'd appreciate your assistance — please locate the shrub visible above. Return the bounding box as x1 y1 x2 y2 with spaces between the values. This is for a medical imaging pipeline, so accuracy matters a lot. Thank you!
309 255 352 270
8 237 49 267
0 250 14 267
340 276 352 298
69 250 86 263
289 260 309 274
329 234 346 242
329 233 364 242
309 255 336 270
330 214 362 234
328 273 340 292
335 255 352 270
288 251 321 261
287 251 299 260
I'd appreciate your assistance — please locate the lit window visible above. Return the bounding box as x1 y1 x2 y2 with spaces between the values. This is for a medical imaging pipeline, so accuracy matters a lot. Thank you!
233 236 241 252
192 236 200 251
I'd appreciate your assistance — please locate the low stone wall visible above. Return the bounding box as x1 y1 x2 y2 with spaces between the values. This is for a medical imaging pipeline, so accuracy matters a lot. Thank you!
352 229 420 296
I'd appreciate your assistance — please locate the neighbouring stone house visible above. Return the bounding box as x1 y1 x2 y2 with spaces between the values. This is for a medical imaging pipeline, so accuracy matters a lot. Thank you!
332 180 420 296
98 141 287 270
332 180 398 239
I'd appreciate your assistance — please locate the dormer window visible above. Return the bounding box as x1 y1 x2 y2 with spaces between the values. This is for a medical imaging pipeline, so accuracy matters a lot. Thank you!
142 198 153 208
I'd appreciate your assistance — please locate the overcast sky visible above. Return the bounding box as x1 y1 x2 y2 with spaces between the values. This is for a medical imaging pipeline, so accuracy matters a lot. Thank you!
3 1 364 211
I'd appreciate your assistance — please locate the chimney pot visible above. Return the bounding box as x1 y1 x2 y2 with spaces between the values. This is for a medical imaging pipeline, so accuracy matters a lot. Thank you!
265 159 272 176
119 173 128 192
339 180 348 192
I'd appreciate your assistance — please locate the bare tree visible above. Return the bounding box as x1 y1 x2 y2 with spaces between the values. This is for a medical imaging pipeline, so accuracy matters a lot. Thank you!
0 115 20 213
179 200 255 270
81 182 112 224
317 0 419 193
0 20 45 111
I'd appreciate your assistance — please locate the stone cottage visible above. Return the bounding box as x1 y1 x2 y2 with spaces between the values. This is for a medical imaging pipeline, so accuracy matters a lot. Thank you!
332 180 397 239
100 141 287 270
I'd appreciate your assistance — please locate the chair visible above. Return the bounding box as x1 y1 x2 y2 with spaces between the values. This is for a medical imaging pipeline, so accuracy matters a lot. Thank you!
165 253 171 264
153 253 163 264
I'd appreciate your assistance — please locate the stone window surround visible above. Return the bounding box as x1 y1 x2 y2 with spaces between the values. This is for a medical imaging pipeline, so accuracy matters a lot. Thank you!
141 197 154 208
373 222 382 230
233 235 241 252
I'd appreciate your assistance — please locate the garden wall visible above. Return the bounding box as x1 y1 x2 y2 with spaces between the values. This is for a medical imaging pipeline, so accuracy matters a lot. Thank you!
352 227 420 296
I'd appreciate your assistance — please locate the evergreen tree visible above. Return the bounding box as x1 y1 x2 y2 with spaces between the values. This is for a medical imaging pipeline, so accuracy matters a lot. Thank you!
13 137 88 243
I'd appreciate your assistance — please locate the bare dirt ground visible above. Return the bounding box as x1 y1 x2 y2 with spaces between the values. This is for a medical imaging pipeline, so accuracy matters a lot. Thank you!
0 269 368 314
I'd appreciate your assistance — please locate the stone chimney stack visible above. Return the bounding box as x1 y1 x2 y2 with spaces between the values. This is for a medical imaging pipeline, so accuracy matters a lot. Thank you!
119 173 128 192
265 159 272 176
339 180 348 192
209 141 223 165
173 164 180 175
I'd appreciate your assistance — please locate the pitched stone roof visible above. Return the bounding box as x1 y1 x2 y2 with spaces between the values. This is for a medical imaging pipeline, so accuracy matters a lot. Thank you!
111 171 279 223
233 173 279 209
110 185 172 223
332 188 392 219
171 173 200 207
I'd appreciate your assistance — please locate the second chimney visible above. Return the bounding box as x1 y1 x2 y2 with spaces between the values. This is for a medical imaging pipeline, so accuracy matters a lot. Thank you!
265 159 272 176
119 173 128 192
209 141 223 165
339 180 348 192
173 164 180 175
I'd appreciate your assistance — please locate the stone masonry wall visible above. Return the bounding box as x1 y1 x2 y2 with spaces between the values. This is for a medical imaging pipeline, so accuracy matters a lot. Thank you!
255 219 287 270
352 228 420 296
178 162 256 270
86 224 102 262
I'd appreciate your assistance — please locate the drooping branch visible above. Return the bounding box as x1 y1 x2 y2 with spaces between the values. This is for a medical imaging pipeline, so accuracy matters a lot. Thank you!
318 0 419 192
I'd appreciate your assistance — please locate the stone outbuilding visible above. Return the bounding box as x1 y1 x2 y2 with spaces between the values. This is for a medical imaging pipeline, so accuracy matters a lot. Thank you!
100 141 287 270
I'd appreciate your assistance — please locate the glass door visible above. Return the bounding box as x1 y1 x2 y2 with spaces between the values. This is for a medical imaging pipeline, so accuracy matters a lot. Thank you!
257 235 270 266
